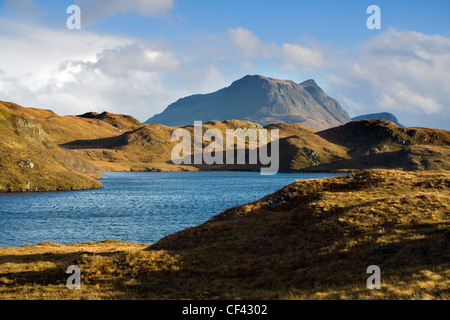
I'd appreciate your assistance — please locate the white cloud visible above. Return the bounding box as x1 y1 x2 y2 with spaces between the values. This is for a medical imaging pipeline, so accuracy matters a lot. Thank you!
228 27 262 60
325 30 450 128
337 96 366 116
217 28 449 128
325 73 353 87
227 27 278 60
225 27 324 71
0 20 131 80
378 82 443 114
0 20 181 120
281 43 324 70
0 18 235 122
84 42 181 76
359 30 450 91
2 0 42 17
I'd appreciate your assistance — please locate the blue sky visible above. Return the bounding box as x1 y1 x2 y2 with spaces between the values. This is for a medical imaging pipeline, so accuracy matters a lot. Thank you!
0 0 449 129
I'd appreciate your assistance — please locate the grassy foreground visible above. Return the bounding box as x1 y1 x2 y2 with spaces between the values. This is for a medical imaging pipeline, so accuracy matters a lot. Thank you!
0 169 448 300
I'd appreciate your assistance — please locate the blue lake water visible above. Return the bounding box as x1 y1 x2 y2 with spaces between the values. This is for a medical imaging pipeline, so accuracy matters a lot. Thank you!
0 171 343 247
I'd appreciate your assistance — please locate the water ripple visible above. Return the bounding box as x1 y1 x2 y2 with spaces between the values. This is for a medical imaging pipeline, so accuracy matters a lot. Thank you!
0 171 342 246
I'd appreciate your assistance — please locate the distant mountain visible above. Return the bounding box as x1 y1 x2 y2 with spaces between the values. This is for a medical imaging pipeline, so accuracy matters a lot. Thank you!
146 75 351 130
352 112 404 127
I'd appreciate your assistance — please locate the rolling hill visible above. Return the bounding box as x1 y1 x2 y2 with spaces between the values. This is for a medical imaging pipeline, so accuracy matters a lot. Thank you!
1 100 450 192
0 101 102 192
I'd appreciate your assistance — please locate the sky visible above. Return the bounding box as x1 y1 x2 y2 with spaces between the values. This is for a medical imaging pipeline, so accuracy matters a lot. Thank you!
0 0 449 129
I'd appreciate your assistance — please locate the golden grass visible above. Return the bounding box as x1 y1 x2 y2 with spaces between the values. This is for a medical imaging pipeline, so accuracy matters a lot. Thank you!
1 170 448 300
0 102 103 192
2 100 450 192
0 240 148 299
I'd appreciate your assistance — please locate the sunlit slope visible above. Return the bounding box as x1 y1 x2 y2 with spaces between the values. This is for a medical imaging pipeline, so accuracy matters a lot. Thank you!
1 100 450 191
148 169 450 299
0 102 102 192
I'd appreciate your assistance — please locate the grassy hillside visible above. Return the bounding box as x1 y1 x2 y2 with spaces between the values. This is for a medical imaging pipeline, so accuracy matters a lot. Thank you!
275 119 450 172
0 102 102 192
2 100 450 191
61 119 270 172
57 117 450 173
0 169 448 299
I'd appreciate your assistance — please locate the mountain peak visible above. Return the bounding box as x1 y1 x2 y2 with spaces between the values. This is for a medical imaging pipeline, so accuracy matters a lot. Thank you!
146 75 351 129
300 79 321 90
232 75 296 87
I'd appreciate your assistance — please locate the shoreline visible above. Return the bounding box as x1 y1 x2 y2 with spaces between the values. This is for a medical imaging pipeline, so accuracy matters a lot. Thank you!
0 239 151 249
0 169 448 300
0 167 353 194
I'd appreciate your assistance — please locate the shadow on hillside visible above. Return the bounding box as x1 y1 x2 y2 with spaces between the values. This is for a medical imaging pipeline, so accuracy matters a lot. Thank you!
1 226 448 298
139 194 449 298
167 145 281 172
300 149 415 172
0 251 119 265
0 250 124 286
60 135 127 150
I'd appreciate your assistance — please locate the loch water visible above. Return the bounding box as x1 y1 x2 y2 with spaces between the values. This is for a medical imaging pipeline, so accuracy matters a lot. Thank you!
0 171 343 247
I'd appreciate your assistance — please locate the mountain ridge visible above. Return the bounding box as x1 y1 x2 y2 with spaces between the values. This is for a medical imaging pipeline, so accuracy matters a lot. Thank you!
352 112 404 127
146 75 351 129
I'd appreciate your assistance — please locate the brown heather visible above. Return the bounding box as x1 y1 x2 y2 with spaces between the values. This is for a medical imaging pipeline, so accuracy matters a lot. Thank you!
0 101 103 192
0 170 448 299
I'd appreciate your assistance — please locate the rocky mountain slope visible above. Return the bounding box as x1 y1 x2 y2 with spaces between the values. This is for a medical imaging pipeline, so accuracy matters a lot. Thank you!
146 75 351 129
